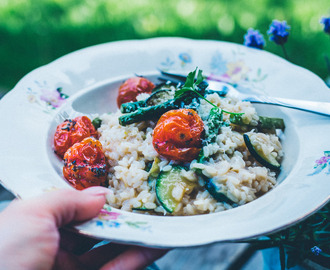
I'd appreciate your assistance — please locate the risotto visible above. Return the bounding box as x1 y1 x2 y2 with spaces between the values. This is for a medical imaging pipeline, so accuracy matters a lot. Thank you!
97 76 284 216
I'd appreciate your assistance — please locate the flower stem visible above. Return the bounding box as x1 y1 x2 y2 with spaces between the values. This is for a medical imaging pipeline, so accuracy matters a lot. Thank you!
279 244 286 270
324 54 330 75
281 44 289 60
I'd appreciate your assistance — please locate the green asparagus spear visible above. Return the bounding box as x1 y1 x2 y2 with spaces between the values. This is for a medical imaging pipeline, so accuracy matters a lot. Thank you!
120 100 147 113
119 99 179 126
229 114 285 131
258 116 285 130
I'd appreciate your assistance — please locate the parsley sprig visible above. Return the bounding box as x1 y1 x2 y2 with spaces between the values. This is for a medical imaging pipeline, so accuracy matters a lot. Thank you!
175 68 244 116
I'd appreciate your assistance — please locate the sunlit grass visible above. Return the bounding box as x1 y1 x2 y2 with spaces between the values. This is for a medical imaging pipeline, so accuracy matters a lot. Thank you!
0 0 329 91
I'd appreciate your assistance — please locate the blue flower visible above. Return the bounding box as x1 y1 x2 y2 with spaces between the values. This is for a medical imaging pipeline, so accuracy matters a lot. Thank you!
244 28 265 49
320 16 330 34
107 221 121 228
267 20 290 45
311 246 322 256
96 220 104 227
179 53 192 64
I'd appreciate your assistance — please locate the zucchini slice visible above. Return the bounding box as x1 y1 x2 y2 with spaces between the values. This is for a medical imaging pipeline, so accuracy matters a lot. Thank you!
148 157 161 179
120 86 175 113
132 206 153 211
243 133 281 170
204 177 235 204
156 166 195 213
147 157 161 189
146 89 175 106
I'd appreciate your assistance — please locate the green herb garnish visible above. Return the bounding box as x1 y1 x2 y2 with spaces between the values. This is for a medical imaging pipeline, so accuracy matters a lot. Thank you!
92 117 102 129
175 68 244 117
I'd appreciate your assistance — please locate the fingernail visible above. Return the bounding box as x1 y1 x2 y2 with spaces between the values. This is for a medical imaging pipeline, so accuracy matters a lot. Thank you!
82 186 110 196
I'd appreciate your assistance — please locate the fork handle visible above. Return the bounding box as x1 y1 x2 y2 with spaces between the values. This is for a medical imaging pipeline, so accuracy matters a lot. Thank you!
246 95 330 117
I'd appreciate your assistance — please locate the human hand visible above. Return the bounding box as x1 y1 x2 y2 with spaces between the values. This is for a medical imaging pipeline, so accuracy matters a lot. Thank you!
0 187 167 270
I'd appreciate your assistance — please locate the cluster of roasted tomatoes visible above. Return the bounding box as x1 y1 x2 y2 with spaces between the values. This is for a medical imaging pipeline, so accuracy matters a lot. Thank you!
54 76 205 189
54 116 108 190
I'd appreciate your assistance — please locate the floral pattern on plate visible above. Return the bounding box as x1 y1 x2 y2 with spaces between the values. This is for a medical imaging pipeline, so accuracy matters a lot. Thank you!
93 205 152 231
27 81 69 112
159 49 268 94
309 151 330 175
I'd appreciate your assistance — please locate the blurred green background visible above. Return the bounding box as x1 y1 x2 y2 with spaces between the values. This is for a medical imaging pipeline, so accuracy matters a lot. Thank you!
0 0 329 96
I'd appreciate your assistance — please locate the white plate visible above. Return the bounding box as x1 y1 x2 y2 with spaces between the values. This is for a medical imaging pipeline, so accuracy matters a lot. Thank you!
0 37 329 248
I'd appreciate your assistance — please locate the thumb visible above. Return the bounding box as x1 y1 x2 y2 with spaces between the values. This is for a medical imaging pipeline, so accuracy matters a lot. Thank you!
24 187 109 227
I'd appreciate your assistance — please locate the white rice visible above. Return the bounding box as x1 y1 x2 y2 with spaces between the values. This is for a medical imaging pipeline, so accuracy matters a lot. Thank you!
98 93 283 216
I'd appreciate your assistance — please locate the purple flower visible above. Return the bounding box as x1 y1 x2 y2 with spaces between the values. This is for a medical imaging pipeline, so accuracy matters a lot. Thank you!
244 28 265 49
311 246 322 256
40 88 66 108
267 20 290 45
316 155 330 165
99 209 121 220
320 16 330 34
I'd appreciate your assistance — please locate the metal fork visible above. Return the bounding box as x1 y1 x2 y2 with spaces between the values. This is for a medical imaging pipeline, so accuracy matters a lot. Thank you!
160 71 330 117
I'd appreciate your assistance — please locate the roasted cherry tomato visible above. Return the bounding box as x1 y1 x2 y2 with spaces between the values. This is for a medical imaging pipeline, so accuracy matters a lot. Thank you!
117 77 155 108
63 137 108 190
152 109 204 162
54 116 98 158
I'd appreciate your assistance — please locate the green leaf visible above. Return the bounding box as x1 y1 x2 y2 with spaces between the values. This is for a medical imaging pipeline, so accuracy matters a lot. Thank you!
183 68 197 88
324 151 330 157
175 68 199 99
196 68 204 85
257 68 261 76
260 74 268 81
